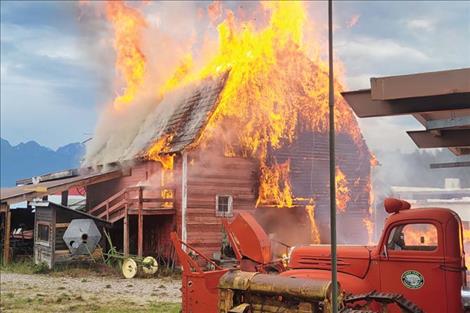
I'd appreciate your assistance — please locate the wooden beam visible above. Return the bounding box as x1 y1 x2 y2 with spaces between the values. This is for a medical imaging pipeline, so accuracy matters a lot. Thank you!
449 147 470 156
181 152 188 249
16 169 79 186
407 129 470 148
3 208 11 264
370 68 470 100
55 223 70 228
137 187 143 257
341 89 470 118
61 190 69 206
123 203 129 256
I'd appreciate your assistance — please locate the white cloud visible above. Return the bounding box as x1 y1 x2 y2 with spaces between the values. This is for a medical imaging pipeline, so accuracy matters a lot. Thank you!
406 18 435 32
337 36 430 62
358 116 424 154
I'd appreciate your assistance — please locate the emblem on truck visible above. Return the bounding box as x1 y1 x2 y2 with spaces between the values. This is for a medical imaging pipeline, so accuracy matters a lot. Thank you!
401 270 424 289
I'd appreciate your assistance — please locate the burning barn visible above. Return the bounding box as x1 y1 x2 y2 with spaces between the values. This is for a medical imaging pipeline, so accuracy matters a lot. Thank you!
1 2 373 264
78 1 374 259
82 73 372 259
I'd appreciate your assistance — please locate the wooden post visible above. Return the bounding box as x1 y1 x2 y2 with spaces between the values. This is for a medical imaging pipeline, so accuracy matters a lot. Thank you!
123 201 129 256
181 152 188 250
61 190 68 206
137 186 143 257
3 208 11 264
106 202 109 221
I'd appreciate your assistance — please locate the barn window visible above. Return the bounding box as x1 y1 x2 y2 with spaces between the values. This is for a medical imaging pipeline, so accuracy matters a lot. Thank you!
216 195 233 217
37 223 50 243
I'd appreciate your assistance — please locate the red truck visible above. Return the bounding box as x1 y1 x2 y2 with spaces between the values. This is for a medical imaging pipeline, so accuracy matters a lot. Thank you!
171 198 470 312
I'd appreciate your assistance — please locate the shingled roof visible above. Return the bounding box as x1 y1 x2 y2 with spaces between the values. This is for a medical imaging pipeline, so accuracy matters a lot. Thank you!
145 72 228 154
84 72 228 165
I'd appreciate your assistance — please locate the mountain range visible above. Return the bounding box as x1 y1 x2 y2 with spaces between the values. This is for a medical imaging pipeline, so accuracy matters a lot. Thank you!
0 138 85 187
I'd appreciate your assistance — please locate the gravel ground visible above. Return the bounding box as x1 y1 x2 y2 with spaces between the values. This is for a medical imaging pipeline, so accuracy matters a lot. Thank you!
0 272 182 312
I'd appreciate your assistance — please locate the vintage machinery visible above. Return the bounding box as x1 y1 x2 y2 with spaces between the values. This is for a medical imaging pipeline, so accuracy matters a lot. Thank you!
219 270 337 313
63 219 101 255
172 198 470 312
222 212 286 273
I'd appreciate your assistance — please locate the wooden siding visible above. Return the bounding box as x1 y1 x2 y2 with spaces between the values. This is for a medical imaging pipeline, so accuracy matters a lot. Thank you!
271 130 371 243
34 207 55 268
186 148 258 257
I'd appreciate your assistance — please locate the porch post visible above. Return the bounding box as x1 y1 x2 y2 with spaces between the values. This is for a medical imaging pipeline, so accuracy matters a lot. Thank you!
137 187 143 257
3 207 11 264
123 203 129 256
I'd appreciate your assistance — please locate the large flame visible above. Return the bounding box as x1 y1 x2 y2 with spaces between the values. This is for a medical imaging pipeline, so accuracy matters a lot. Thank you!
305 201 321 244
463 228 470 269
336 167 350 213
105 1 147 110
363 158 378 245
99 1 370 243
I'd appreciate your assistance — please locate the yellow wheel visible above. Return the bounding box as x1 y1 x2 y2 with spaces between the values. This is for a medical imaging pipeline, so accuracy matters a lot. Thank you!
142 256 159 275
122 258 138 279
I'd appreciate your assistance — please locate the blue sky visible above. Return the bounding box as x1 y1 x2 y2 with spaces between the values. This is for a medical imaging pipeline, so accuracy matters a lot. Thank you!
1 1 469 153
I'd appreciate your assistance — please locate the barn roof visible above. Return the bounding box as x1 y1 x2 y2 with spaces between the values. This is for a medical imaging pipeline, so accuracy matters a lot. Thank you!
0 169 124 205
84 72 228 165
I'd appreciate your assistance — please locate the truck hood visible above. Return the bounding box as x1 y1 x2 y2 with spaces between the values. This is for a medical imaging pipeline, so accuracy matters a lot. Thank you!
288 245 372 279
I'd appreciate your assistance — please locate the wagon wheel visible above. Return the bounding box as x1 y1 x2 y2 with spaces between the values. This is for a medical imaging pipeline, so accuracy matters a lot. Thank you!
142 256 159 275
122 258 138 279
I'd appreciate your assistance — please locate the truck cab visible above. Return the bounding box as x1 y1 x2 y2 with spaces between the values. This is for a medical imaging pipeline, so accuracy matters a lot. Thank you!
284 198 468 312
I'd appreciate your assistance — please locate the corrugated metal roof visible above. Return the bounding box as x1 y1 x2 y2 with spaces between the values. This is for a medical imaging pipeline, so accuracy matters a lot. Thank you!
0 169 123 205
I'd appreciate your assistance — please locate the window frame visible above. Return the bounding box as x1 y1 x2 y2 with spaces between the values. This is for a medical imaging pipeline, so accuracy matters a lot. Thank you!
215 194 233 217
36 222 51 246
383 221 442 256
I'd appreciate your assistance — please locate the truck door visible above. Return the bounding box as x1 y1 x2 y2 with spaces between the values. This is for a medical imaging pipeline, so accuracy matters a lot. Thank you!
379 221 446 313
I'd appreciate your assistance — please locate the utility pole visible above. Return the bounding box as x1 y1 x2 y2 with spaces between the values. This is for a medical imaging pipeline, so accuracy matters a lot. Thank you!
328 0 338 312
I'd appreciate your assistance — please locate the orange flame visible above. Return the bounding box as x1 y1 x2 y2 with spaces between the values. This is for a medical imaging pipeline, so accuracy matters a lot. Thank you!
149 2 362 212
402 224 438 246
100 2 369 236
362 217 374 245
336 167 350 213
305 201 321 244
105 0 147 110
147 134 175 170
463 228 470 269
257 160 293 208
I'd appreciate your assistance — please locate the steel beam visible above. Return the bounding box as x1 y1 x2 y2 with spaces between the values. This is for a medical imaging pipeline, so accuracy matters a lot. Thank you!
407 129 470 148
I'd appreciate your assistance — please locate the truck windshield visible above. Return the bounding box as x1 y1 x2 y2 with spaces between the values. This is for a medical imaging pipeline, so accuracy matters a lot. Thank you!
387 223 438 251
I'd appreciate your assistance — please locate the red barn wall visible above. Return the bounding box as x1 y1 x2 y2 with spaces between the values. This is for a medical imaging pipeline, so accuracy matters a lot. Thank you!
185 148 258 257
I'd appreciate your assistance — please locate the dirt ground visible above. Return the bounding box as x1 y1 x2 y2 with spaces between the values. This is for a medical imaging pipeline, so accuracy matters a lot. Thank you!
0 271 182 312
